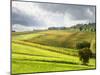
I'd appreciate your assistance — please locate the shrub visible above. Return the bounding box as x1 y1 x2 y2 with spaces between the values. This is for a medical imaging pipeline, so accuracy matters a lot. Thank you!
79 48 92 65
76 41 90 49
76 41 92 65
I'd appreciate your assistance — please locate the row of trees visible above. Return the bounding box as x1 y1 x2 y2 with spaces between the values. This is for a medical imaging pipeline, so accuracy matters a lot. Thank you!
73 23 96 32
47 23 96 32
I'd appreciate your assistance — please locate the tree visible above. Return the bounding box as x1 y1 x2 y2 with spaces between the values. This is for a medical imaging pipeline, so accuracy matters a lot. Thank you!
79 48 92 65
76 41 92 65
76 41 90 49
79 27 82 31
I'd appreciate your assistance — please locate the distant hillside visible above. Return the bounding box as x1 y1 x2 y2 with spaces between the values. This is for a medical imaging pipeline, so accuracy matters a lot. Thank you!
24 30 96 53
48 27 66 30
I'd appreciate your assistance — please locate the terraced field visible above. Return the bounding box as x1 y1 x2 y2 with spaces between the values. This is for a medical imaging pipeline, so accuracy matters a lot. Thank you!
12 30 96 74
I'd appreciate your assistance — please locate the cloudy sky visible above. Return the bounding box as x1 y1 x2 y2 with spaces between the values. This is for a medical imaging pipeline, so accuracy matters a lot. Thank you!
12 1 95 31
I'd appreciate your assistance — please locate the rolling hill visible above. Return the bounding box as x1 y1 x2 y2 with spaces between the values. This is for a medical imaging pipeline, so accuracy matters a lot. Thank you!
12 30 96 74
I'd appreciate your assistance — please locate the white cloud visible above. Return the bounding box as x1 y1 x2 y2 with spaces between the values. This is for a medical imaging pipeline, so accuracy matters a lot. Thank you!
12 1 37 16
87 8 93 16
12 24 33 32
64 12 89 27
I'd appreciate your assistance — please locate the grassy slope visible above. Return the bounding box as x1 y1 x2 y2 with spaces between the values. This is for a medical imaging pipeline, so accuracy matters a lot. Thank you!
12 30 96 74
24 30 96 53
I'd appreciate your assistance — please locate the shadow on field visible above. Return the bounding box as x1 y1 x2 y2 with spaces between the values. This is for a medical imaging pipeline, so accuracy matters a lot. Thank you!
13 58 79 65
13 58 94 67
80 64 94 67
34 59 79 65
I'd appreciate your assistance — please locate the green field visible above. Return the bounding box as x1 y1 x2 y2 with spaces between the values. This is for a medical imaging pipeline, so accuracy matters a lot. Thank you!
12 30 96 74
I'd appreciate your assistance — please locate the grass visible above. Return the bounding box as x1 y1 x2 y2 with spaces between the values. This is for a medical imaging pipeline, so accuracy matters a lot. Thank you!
24 30 96 52
12 30 96 74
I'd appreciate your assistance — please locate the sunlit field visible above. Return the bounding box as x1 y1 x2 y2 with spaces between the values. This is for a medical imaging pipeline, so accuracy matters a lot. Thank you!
12 30 96 74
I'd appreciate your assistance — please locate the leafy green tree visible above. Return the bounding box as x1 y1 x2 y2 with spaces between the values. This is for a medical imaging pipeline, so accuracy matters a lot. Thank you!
79 48 92 65
79 27 82 31
76 41 90 49
76 41 92 65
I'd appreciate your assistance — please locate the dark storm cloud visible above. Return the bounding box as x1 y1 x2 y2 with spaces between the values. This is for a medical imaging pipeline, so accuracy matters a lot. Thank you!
12 7 45 27
37 3 95 22
36 3 68 13
65 5 95 21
